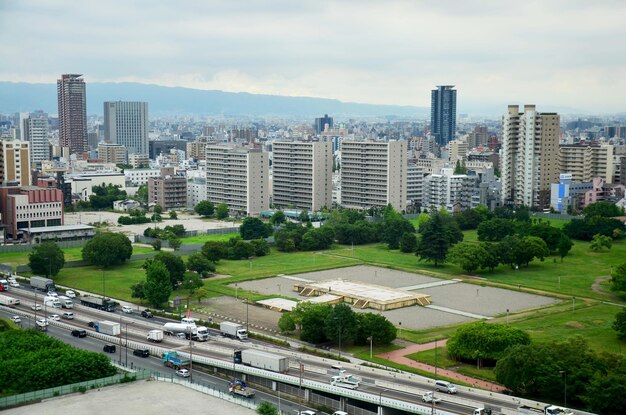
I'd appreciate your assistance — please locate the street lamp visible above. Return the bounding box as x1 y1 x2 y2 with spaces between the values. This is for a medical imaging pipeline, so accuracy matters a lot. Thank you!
559 370 567 408
297 359 303 415
334 317 342 359
367 335 373 359
379 388 388 410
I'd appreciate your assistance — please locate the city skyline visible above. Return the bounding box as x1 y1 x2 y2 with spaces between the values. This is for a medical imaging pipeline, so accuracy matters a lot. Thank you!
1 1 625 114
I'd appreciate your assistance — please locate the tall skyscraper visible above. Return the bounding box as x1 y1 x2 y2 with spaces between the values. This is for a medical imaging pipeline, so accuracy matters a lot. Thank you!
500 105 560 208
103 101 149 155
57 74 87 154
21 111 50 164
314 114 333 134
272 141 333 211
430 85 457 146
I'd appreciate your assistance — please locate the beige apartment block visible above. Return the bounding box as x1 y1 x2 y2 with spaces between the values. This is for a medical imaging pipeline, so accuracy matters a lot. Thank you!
0 140 31 186
501 105 560 208
272 141 332 211
148 167 187 211
559 144 614 184
340 140 407 211
97 143 127 164
205 145 269 216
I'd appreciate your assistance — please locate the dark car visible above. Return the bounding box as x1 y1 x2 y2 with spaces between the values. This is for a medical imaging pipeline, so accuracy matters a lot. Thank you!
103 344 116 353
133 349 150 358
141 310 153 318
71 329 87 338
88 321 96 328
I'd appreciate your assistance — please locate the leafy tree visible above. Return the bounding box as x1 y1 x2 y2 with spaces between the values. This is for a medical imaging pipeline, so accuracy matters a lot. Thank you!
495 342 559 397
448 322 531 365
151 239 162 251
256 401 279 415
144 252 185 289
169 210 178 219
399 232 417 253
416 212 451 266
249 238 270 257
299 209 310 223
557 233 573 262
278 313 296 333
274 222 307 251
564 216 626 241
239 217 272 240
201 240 228 262
477 218 515 242
130 281 145 302
181 273 204 297
448 242 489 273
82 232 133 267
300 303 332 343
89 183 127 210
527 223 563 252
610 263 626 292
143 261 172 307
153 204 163 214
355 313 397 345
164 224 186 237
453 208 484 230
585 367 626 415
583 201 622 218
522 236 550 264
590 233 612 251
300 227 335 251
134 184 148 204
168 236 181 251
379 216 415 249
479 242 501 271
28 242 65 277
195 200 215 217
216 203 229 219
612 309 626 339
269 210 286 226
186 252 216 276
325 303 358 345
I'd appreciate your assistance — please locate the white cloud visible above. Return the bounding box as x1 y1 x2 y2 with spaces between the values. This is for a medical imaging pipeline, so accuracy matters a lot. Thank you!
1 0 625 113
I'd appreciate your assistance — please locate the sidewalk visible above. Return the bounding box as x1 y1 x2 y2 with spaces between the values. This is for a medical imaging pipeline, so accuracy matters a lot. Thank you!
377 339 506 392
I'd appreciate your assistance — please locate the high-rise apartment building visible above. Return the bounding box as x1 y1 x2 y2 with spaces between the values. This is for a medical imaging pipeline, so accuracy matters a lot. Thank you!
0 140 31 186
21 111 49 164
103 101 149 155
205 145 269 216
340 140 407 211
501 105 560 208
57 74 87 154
97 143 127 164
314 114 333 134
422 167 474 212
430 85 457 146
272 141 333 211
559 144 615 184
148 167 187 211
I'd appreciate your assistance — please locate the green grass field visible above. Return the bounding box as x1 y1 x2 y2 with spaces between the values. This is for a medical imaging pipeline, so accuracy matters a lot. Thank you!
0 245 154 267
180 232 239 245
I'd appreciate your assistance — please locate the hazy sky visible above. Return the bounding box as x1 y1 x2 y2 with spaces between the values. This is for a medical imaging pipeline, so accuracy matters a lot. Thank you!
1 0 625 113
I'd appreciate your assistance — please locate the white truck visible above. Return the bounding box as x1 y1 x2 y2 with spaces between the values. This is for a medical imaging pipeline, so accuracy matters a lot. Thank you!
237 349 289 373
43 296 62 308
330 371 361 389
30 276 55 292
422 392 442 404
163 322 209 341
58 296 74 308
147 329 164 342
220 321 248 340
0 294 18 306
228 379 255 398
95 320 121 336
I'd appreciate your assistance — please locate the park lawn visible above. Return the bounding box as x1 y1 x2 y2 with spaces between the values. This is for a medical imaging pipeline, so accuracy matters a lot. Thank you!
54 260 147 302
407 346 498 382
0 245 154 268
180 232 239 245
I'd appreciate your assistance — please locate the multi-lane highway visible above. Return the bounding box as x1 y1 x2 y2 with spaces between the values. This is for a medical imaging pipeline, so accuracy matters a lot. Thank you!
1 285 545 415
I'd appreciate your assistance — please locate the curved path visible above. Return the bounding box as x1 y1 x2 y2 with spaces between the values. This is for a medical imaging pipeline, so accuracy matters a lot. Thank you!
376 339 506 392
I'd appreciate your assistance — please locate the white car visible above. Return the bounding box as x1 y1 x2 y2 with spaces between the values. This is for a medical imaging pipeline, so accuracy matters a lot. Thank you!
36 318 48 327
11 316 21 324
9 281 19 287
65 290 76 298
122 305 133 314
47 291 58 297
31 304 42 311
175 369 190 378
48 314 61 321
297 411 317 415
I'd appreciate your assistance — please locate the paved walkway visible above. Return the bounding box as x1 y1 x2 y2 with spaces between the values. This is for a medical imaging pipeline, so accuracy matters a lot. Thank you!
376 339 506 392
424 305 493 320
398 279 461 291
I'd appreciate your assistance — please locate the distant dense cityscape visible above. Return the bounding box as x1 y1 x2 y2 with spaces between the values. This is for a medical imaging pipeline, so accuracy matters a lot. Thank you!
0 74 625 242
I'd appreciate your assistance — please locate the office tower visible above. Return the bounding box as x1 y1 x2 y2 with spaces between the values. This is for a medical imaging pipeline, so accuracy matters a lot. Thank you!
22 111 50 164
0 140 31 186
501 105 560 208
340 140 407 211
205 145 269 216
103 101 149 155
430 85 457 146
57 74 87 154
272 141 333 211
314 114 333 134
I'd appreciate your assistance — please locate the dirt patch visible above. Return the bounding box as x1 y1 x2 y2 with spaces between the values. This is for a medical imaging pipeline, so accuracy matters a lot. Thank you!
564 321 585 329
591 276 623 302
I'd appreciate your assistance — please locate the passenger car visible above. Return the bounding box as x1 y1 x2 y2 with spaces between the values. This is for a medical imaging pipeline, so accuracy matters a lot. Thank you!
175 369 190 377
31 304 42 311
71 329 87 338
133 349 150 358
103 344 116 353
48 314 61 321
11 316 21 324
122 306 133 314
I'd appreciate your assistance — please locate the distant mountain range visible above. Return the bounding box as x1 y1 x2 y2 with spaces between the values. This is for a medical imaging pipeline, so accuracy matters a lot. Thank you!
0 82 429 118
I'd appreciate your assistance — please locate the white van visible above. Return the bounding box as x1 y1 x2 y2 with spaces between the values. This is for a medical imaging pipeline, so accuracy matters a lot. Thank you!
435 380 457 394
181 317 196 325
62 312 75 320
